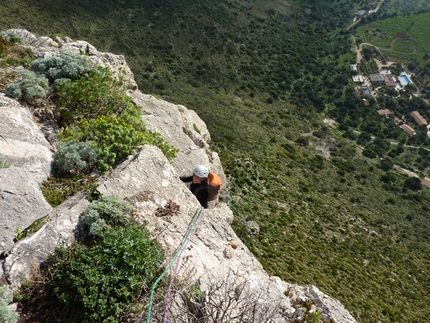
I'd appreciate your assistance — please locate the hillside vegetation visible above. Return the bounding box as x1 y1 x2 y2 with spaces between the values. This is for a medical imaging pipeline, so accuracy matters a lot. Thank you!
1 0 430 322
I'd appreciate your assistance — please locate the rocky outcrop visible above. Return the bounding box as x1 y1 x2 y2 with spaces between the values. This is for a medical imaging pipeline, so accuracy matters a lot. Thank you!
130 92 227 183
6 28 137 90
0 30 356 323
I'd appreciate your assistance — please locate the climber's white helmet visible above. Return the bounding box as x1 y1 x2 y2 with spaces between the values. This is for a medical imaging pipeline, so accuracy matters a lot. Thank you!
193 165 209 178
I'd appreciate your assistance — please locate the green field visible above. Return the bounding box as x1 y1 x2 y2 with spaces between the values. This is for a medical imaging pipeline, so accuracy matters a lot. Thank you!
380 0 430 16
355 12 430 61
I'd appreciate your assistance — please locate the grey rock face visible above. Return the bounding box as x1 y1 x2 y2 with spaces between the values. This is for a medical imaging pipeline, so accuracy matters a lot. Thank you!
130 92 227 185
0 95 53 184
0 95 53 255
97 146 356 323
0 168 52 255
4 193 89 290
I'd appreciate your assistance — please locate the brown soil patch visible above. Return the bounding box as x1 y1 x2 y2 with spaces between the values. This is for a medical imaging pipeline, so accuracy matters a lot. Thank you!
394 32 411 41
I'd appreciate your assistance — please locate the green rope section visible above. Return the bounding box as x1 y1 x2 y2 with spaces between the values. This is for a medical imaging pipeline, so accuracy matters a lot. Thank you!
146 206 204 323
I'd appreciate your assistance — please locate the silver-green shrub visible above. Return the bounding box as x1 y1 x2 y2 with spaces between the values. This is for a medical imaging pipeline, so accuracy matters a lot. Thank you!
53 141 98 176
0 31 26 45
80 195 133 237
4 70 49 105
31 52 95 82
0 285 19 323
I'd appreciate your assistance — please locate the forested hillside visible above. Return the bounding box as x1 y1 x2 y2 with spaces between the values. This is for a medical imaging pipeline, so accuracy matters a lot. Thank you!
1 0 430 322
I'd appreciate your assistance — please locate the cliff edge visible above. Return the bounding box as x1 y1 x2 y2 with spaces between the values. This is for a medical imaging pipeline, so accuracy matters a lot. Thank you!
0 30 356 323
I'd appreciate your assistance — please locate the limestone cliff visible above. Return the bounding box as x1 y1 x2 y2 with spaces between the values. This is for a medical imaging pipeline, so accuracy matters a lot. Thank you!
0 30 356 323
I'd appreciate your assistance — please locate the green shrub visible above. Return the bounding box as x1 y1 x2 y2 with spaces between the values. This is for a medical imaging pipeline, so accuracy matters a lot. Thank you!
149 131 178 161
4 70 49 105
59 116 149 171
46 195 163 322
0 154 10 168
53 66 177 166
295 136 310 146
80 195 132 237
53 141 98 176
54 67 133 126
0 31 29 66
31 51 94 83
0 285 19 323
404 177 422 191
59 115 177 171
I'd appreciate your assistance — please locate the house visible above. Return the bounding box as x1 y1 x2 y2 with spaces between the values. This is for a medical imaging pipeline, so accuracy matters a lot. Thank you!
356 10 366 17
400 124 416 136
383 74 397 87
377 109 391 118
352 75 364 83
359 85 372 99
410 111 428 126
350 64 358 71
422 177 430 189
369 74 385 83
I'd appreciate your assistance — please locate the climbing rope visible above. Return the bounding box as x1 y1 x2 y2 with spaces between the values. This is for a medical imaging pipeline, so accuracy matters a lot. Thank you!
162 206 204 322
146 206 204 323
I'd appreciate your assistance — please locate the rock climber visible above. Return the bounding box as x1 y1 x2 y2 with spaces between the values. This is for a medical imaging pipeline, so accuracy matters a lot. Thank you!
180 165 222 208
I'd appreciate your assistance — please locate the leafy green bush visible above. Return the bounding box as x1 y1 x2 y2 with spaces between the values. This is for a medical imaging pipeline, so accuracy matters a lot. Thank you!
4 70 49 105
46 195 163 322
296 136 310 146
53 66 177 167
0 285 19 323
59 115 177 171
80 195 132 237
59 116 149 171
54 67 133 127
149 131 179 161
404 177 422 191
31 51 94 83
53 141 98 176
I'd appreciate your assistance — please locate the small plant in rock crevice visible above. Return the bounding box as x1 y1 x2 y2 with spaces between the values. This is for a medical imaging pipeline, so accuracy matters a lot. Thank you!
0 153 10 168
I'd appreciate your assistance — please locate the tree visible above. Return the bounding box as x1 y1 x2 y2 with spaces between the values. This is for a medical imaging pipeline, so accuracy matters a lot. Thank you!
380 158 394 171
404 177 422 191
